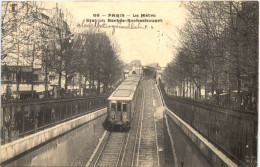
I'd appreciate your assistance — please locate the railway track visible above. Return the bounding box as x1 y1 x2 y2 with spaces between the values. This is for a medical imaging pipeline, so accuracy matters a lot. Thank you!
93 132 127 167
133 80 159 167
87 79 160 167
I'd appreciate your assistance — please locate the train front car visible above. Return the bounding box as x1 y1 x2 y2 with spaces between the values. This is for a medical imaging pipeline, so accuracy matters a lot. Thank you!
107 75 141 131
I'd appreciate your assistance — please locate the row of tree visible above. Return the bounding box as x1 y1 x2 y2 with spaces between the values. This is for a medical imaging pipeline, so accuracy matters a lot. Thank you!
56 31 124 96
73 32 123 94
163 2 258 111
1 2 123 100
43 30 123 98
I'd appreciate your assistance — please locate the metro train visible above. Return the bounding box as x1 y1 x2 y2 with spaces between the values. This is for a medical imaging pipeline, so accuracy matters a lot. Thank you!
107 74 141 130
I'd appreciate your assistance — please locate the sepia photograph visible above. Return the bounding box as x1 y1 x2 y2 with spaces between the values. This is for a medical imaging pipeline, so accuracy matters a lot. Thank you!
0 1 258 167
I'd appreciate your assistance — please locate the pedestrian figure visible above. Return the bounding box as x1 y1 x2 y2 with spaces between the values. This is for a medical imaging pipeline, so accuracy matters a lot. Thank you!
75 104 78 114
51 107 56 124
4 110 11 141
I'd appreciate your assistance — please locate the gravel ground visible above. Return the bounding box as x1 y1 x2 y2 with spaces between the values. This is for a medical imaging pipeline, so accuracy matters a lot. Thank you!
71 115 106 166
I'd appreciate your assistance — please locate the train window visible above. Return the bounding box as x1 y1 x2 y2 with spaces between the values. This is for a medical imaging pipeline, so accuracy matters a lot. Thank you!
123 104 127 111
111 103 116 111
117 102 122 111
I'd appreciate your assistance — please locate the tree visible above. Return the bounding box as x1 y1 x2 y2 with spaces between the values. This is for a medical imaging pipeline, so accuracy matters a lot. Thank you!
73 30 123 95
44 4 74 97
1 1 44 61
1 1 52 98
164 1 258 110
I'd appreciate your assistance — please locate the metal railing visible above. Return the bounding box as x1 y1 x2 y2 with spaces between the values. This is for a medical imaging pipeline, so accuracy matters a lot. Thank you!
1 95 108 145
159 81 257 166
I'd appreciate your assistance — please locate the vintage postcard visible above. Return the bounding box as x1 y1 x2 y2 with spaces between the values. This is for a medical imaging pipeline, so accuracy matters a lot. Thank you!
1 1 258 167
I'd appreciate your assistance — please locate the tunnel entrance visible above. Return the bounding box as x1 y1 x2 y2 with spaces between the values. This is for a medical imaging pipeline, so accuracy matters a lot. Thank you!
143 66 156 78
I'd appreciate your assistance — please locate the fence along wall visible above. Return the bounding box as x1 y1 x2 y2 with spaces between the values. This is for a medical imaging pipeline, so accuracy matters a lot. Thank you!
1 96 108 145
160 84 257 166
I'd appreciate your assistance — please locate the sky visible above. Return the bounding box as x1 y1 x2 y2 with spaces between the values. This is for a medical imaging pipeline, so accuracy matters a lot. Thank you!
43 1 187 67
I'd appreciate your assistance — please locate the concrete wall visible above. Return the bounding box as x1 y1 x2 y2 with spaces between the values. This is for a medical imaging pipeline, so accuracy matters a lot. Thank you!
165 110 237 167
156 85 237 167
0 108 107 163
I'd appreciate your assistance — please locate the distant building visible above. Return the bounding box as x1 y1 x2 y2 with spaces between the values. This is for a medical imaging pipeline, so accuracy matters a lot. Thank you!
123 70 130 78
1 2 72 99
1 65 47 100
156 67 164 82
128 60 142 75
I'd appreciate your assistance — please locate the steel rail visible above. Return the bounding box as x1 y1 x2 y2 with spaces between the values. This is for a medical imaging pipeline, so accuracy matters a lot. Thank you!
130 82 146 167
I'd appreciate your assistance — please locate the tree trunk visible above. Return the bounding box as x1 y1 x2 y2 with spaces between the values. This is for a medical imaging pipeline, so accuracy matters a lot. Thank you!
89 72 92 95
31 42 35 99
92 79 95 95
237 72 241 108
97 68 100 95
78 73 82 96
92 71 95 94
84 77 87 96
58 15 64 98
198 85 201 99
58 71 62 97
190 79 192 99
16 41 20 93
104 82 108 94
65 71 68 96
45 48 48 98
211 75 214 99
182 79 185 98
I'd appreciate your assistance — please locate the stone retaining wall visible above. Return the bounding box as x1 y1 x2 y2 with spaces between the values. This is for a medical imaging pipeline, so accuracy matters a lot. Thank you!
0 108 107 163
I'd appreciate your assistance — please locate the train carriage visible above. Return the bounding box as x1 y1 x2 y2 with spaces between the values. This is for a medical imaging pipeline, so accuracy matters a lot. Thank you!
107 75 141 130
